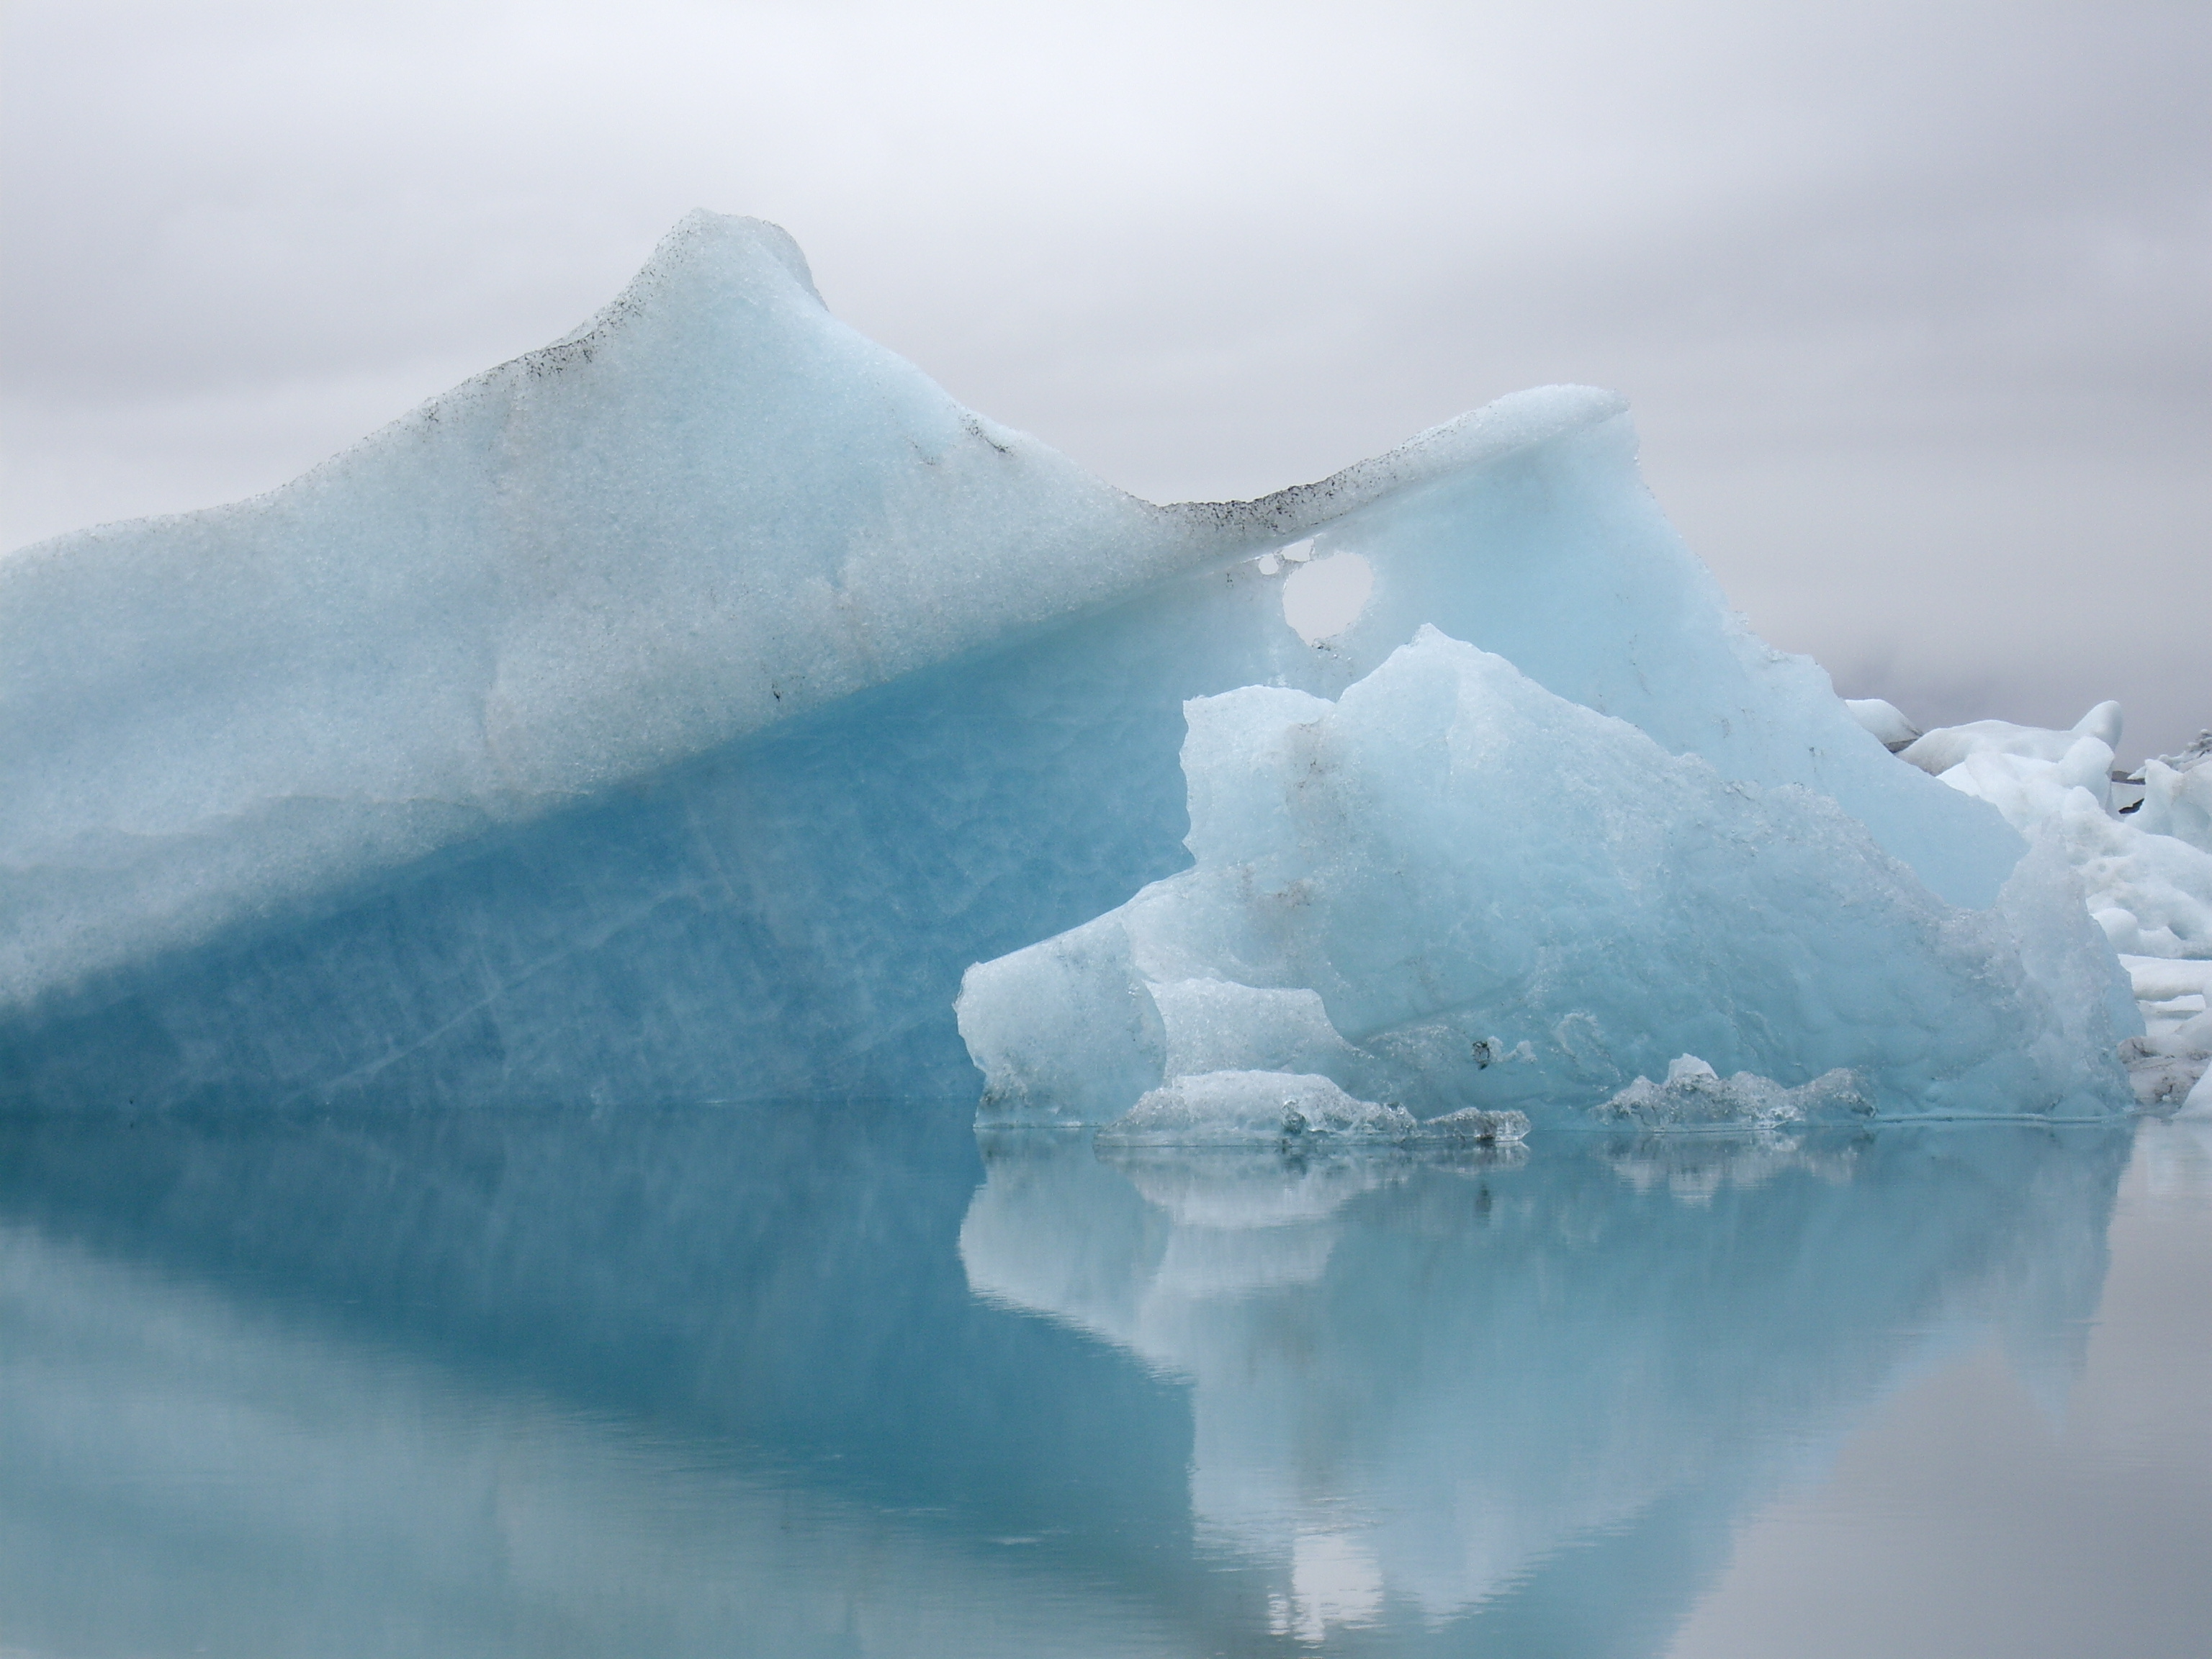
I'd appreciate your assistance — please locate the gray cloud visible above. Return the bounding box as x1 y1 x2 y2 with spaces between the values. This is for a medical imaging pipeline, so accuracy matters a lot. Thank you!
4 0 2206 752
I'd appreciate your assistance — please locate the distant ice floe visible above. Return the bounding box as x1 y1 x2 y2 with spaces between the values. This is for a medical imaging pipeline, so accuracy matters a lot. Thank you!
1843 697 1921 752
1894 708 2212 1108
1902 708 2212 958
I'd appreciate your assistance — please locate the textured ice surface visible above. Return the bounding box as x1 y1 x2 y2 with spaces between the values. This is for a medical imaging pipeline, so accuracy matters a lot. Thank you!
1 212 1189 1011
1101 1073 1417 1146
2118 955 2212 1109
959 629 2135 1126
1596 1055 1869 1130
1095 1070 1529 1148
0 212 2043 1106
1887 701 2212 1109
1899 701 2124 777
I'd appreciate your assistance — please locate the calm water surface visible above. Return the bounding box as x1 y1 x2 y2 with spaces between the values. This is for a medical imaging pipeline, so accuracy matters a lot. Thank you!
1 1104 2206 1657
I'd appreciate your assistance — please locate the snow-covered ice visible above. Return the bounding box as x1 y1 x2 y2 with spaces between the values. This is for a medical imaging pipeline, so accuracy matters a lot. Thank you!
2134 730 2212 855
1899 701 2125 778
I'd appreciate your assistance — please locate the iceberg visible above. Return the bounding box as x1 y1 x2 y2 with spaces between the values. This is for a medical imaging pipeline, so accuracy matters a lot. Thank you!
0 211 1203 1015
1843 697 1921 751
958 629 2134 1127
1902 706 2212 961
0 210 2118 1112
2134 731 2212 853
1893 705 2212 1107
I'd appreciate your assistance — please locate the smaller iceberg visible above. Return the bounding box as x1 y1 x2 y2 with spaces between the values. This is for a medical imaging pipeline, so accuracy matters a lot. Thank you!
958 626 2135 1128
1901 706 2212 1109
1903 706 2212 959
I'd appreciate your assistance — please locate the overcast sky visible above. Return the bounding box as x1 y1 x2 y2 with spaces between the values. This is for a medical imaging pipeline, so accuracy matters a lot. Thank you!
3 0 2206 756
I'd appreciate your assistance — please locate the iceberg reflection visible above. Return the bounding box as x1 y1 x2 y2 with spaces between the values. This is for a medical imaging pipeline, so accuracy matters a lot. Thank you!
0 1103 1203 1659
0 1105 2132 1656
963 1123 2129 1651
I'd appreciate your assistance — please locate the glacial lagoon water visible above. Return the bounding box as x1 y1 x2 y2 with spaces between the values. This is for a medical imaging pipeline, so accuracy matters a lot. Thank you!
3 1101 2206 1658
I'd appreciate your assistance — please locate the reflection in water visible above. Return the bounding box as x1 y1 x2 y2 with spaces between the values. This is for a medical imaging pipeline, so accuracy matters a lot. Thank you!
963 1127 2131 1653
0 1107 2139 1656
0 1104 1202 1659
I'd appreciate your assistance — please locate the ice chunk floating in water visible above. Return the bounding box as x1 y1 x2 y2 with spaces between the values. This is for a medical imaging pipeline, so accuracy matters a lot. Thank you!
1896 706 2212 1109
0 210 2127 1111
959 629 2134 1128
1903 708 2212 963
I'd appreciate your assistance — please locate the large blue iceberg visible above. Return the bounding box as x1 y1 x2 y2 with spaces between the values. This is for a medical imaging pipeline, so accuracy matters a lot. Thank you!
0 212 2135 1116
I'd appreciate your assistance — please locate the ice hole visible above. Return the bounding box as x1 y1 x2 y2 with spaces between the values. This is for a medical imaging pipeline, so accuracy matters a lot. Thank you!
1282 552 1373 644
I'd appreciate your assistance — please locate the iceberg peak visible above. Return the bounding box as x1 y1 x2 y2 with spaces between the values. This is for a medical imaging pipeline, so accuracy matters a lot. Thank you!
533 210 827 359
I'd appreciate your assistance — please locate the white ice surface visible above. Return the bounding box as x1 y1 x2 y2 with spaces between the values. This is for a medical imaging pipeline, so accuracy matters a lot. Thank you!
959 628 2135 1126
2117 955 2212 1109
1843 698 1920 750
1898 707 2212 1107
1899 701 2123 777
1907 707 2212 962
1100 1072 1416 1146
2134 731 2212 855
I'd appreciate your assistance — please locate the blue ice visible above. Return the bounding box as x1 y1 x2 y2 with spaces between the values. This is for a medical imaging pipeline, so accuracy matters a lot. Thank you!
0 212 2133 1115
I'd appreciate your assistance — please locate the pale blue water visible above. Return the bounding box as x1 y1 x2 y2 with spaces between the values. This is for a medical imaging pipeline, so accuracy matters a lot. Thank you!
1 1105 2206 1657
